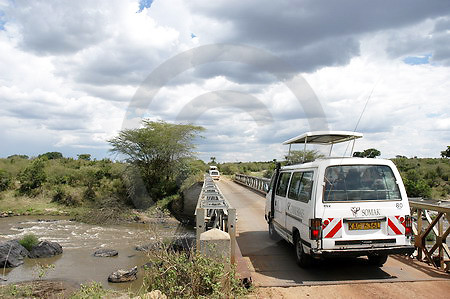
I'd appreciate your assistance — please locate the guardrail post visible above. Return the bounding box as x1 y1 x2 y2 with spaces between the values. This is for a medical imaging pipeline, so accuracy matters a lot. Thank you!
417 208 423 260
196 208 206 251
228 208 236 264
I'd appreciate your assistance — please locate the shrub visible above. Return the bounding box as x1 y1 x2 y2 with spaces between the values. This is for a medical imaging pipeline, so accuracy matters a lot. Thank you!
142 244 247 298
0 169 11 191
52 186 82 206
19 233 39 251
404 178 432 198
18 158 47 194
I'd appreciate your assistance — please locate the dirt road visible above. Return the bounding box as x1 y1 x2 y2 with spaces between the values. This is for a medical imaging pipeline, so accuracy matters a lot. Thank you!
216 178 449 293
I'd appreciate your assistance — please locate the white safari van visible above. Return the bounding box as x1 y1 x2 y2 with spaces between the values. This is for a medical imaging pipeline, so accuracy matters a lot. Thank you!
265 131 415 267
209 166 220 180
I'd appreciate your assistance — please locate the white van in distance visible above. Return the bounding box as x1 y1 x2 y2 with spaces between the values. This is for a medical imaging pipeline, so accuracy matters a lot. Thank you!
209 166 220 180
265 131 415 267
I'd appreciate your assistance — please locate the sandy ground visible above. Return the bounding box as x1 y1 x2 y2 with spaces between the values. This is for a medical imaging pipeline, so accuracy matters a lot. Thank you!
252 280 450 299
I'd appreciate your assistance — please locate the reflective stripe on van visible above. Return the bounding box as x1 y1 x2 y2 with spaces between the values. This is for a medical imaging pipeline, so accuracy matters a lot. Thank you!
322 218 342 238
387 216 406 235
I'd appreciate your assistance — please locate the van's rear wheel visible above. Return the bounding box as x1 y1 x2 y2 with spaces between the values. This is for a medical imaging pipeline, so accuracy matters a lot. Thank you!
294 233 312 268
367 254 388 266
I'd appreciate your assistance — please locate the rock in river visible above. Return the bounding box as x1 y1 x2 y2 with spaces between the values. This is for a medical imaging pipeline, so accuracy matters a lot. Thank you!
108 266 138 283
28 241 63 258
93 248 118 257
0 240 29 268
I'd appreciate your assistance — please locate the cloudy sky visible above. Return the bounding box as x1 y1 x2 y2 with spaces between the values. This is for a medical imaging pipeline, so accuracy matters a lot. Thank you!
0 0 449 162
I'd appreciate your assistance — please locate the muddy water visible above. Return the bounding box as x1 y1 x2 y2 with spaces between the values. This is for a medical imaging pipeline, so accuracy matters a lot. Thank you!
0 216 194 292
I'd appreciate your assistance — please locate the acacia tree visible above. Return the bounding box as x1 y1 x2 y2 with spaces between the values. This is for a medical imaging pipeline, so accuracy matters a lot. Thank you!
285 150 325 165
353 148 381 158
108 120 204 201
441 146 450 158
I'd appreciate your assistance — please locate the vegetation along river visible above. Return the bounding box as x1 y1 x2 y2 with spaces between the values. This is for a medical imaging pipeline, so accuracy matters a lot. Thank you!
0 216 194 292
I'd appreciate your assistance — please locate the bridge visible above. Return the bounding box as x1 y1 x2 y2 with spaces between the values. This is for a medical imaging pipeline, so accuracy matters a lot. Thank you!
196 174 449 287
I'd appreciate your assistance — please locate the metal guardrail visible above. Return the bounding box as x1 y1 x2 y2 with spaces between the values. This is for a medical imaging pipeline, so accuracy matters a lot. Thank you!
234 174 270 194
409 198 450 271
195 174 236 263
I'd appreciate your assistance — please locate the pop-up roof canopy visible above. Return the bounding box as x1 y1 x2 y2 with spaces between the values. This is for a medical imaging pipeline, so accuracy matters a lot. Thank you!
283 131 363 145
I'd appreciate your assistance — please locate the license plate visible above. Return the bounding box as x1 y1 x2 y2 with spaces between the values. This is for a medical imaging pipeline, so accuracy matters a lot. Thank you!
348 221 380 230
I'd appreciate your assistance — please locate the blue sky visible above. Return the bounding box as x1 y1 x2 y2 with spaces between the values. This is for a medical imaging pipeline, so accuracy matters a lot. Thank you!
403 54 432 65
0 0 449 161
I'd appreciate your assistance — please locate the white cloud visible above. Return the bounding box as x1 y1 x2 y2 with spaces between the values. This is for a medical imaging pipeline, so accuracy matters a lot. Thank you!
0 0 448 161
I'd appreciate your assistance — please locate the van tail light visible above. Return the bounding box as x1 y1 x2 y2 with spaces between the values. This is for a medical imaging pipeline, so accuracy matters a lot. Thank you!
310 218 322 240
404 215 412 236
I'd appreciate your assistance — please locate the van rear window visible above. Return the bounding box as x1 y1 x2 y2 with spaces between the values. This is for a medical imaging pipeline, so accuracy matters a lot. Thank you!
323 165 401 202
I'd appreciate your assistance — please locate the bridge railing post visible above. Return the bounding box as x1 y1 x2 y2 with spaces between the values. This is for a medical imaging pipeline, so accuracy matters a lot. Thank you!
228 208 236 264
196 207 206 251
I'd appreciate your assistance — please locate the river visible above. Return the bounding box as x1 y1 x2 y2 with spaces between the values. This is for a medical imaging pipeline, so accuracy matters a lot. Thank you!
0 216 194 292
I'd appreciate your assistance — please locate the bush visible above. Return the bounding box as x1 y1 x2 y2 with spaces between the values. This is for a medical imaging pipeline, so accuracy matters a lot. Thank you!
404 178 432 198
18 158 47 195
142 244 247 298
0 169 11 191
19 233 39 251
52 186 82 206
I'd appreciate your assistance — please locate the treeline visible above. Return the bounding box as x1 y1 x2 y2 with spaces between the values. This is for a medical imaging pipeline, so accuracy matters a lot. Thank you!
215 155 450 200
0 121 209 220
0 154 209 209
218 161 275 178
391 157 449 199
0 154 128 207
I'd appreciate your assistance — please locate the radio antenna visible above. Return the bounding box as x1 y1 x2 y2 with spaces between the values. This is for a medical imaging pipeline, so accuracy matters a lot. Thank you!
342 79 380 157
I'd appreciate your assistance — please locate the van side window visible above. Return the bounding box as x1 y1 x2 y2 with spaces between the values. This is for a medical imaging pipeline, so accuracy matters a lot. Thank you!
276 172 291 197
288 172 303 200
299 172 314 202
288 171 314 202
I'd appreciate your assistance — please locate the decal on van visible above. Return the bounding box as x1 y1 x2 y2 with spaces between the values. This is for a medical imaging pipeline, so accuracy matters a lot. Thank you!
387 216 406 235
351 207 360 217
322 218 342 238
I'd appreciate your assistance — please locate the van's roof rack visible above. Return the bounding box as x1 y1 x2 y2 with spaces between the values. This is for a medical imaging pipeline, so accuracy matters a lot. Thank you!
283 131 364 160
283 131 363 145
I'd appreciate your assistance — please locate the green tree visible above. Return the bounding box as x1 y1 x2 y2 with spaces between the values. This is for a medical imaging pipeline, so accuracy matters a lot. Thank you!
441 146 450 158
285 150 325 165
0 169 11 191
38 152 63 160
353 148 381 158
77 154 91 161
108 120 204 202
210 156 216 164
7 154 29 159
18 158 47 194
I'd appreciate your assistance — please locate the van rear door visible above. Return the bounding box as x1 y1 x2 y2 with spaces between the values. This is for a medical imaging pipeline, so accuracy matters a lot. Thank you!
320 164 411 249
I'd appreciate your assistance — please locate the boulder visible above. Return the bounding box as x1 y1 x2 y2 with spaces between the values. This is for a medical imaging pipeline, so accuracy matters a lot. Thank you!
28 241 63 258
0 240 29 268
108 266 138 283
93 249 118 257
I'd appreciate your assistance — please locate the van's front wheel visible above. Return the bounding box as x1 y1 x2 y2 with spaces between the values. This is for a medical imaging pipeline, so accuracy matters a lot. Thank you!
367 254 388 266
294 233 312 268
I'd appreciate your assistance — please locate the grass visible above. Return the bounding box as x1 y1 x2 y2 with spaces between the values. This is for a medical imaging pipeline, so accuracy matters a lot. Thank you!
19 233 39 251
140 241 249 298
69 282 118 299
0 190 70 215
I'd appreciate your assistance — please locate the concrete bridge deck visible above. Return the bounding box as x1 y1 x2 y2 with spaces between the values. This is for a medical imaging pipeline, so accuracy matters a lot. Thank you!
216 178 450 287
